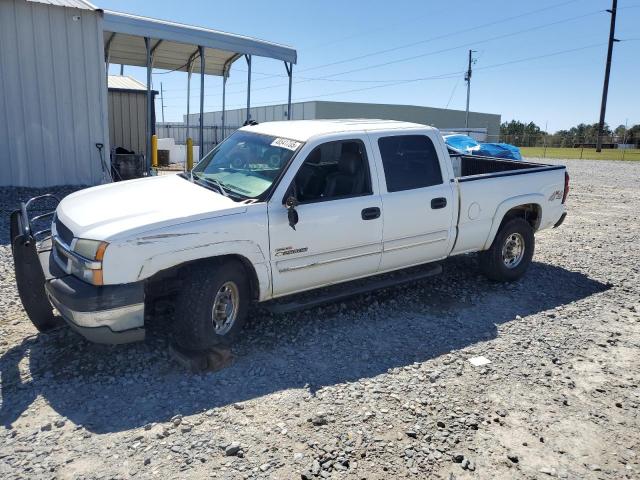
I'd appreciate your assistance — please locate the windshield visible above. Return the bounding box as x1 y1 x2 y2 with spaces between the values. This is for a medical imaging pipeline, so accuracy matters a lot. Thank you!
191 130 301 200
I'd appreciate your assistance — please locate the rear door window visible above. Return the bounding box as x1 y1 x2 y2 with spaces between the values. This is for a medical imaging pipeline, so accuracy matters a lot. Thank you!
378 135 443 192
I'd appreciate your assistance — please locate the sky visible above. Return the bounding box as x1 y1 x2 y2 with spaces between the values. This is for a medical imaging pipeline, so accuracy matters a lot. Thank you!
100 0 640 133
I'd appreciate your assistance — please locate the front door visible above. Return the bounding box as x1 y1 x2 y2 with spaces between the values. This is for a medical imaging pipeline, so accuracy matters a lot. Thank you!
268 136 383 297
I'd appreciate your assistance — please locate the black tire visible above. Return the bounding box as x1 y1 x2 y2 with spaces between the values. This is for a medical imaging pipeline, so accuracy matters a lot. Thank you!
173 259 250 350
479 218 535 282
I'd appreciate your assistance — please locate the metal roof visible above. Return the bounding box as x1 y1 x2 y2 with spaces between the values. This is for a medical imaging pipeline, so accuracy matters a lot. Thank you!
25 0 96 9
107 75 147 91
102 10 297 76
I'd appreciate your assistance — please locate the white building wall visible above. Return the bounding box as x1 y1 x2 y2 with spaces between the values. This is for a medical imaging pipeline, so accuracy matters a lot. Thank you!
0 0 109 187
183 101 500 137
184 101 317 127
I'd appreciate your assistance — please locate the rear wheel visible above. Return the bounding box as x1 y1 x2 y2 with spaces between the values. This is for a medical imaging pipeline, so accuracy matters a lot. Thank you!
479 218 534 282
173 259 250 350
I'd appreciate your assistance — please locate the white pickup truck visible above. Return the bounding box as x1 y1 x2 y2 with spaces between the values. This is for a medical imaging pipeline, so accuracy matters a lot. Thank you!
11 120 568 350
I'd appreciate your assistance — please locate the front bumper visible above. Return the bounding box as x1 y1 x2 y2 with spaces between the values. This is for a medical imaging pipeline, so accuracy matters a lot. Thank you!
10 199 146 344
40 247 146 344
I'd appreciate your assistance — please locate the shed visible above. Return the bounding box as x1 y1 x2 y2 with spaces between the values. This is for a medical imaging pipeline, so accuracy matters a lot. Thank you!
0 0 297 187
107 75 156 155
0 0 108 187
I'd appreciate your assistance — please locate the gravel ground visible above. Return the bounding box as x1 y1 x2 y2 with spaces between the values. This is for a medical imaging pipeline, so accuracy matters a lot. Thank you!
1 159 638 480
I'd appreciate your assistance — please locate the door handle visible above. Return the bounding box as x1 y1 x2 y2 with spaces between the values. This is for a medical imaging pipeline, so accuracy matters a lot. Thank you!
361 207 381 220
431 197 447 209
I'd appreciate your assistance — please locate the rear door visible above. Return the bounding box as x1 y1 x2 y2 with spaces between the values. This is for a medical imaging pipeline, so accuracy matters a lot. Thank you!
369 131 456 272
267 134 383 297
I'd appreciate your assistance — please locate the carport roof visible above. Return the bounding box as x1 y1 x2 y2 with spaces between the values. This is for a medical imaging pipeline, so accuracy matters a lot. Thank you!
102 10 297 76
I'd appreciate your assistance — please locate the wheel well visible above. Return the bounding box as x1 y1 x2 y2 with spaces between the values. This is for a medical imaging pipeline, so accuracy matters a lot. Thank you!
500 204 541 231
144 254 260 302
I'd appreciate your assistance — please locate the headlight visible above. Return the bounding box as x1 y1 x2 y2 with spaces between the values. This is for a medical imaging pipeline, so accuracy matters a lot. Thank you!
70 239 108 285
74 239 108 261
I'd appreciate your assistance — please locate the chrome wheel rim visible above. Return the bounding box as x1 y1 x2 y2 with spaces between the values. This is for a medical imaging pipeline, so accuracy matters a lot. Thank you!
211 281 239 335
502 233 525 269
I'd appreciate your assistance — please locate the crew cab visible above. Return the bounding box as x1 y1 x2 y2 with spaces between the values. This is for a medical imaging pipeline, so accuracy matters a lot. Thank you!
11 120 569 350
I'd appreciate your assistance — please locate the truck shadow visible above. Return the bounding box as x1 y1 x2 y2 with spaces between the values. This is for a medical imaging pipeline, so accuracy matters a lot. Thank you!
0 257 610 434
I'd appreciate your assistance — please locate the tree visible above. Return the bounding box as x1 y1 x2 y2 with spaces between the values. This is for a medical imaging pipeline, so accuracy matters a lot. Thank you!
625 124 640 144
500 120 544 137
500 120 545 146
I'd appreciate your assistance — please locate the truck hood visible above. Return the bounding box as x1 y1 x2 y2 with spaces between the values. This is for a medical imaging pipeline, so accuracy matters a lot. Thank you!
56 174 246 241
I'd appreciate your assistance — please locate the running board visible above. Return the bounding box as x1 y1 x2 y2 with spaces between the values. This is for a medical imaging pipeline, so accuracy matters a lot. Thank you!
263 263 443 314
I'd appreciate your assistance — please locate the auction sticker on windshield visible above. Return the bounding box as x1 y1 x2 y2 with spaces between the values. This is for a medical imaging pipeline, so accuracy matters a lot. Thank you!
271 138 301 151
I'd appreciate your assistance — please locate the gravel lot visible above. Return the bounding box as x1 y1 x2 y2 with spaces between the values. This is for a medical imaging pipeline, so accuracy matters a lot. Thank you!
1 159 638 480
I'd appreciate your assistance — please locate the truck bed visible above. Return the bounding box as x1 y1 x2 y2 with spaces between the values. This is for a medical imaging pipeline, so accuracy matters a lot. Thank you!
451 153 563 180
449 153 567 256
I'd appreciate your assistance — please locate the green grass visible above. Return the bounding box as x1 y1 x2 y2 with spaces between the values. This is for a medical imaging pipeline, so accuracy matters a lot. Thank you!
521 146 640 161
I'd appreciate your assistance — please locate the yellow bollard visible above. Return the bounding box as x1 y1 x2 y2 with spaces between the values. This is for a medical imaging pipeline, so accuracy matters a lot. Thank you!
151 134 158 168
186 137 194 171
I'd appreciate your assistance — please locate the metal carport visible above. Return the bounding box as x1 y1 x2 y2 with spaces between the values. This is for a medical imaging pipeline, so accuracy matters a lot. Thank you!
101 9 297 170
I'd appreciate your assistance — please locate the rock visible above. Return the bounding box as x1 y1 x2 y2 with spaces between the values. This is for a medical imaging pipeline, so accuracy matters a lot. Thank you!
310 412 328 426
452 452 464 463
507 454 519 463
406 430 417 438
225 442 241 456
259 462 271 472
40 423 52 432
171 415 182 427
54 419 66 428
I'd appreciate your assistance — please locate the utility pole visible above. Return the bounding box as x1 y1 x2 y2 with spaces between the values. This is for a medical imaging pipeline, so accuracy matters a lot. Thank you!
160 81 165 123
465 49 477 130
596 0 619 152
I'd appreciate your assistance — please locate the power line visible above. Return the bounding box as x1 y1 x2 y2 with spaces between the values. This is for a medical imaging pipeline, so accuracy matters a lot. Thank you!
171 42 610 112
174 0 589 92
219 8 605 97
297 0 587 74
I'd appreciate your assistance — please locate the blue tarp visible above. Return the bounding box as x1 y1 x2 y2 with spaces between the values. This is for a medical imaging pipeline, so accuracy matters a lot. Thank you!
444 134 522 160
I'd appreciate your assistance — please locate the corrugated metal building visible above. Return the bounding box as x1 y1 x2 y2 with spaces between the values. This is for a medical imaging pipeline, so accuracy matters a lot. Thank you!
0 0 297 187
0 0 109 187
107 75 156 155
187 101 502 138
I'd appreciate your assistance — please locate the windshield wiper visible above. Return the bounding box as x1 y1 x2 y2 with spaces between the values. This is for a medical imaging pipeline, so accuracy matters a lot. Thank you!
206 177 229 197
193 174 229 197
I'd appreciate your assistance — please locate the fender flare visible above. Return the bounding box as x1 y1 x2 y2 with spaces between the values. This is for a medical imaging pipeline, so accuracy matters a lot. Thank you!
137 240 271 301
482 194 544 250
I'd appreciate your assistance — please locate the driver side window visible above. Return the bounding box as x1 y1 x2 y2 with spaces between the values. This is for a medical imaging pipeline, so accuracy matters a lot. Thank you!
291 139 372 204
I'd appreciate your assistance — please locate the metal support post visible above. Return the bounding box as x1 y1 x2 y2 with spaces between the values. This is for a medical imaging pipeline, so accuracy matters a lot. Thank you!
145 36 152 174
245 55 252 123
199 45 205 160
222 75 227 139
285 62 293 119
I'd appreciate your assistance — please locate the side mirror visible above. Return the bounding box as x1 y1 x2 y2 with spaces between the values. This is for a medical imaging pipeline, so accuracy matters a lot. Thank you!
285 196 299 230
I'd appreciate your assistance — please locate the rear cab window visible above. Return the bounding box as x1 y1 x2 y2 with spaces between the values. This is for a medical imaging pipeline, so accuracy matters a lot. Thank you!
378 135 443 192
